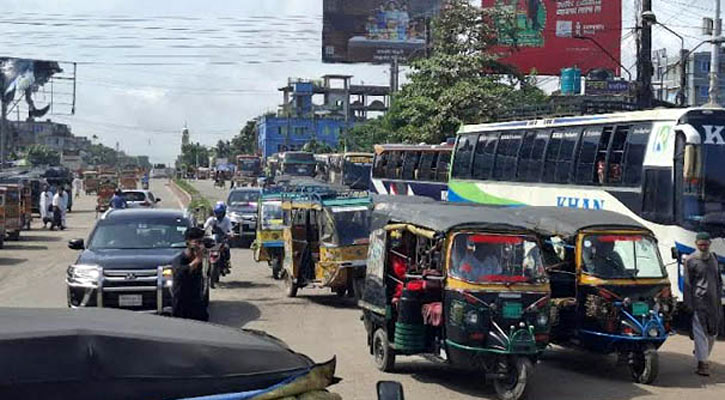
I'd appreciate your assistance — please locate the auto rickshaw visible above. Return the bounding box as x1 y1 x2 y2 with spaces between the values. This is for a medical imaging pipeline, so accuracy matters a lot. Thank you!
0 187 6 248
83 171 99 195
96 180 117 215
281 190 372 298
360 201 550 400
253 191 286 279
1 184 23 240
512 207 673 384
120 170 138 190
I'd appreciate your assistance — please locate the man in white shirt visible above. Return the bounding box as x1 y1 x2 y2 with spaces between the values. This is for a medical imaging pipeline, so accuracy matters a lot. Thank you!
51 188 63 230
72 176 83 198
60 186 69 229
39 184 52 228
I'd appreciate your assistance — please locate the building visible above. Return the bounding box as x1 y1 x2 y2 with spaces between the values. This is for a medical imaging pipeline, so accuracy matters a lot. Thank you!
256 75 390 158
652 47 725 106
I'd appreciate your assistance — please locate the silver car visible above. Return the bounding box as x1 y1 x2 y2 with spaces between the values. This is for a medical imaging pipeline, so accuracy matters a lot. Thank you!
122 190 161 208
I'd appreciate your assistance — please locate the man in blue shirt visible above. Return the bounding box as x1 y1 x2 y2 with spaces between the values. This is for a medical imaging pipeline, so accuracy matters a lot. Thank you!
109 189 127 209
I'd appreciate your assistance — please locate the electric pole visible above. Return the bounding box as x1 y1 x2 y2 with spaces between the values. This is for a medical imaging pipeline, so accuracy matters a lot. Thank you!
638 0 654 109
708 0 722 105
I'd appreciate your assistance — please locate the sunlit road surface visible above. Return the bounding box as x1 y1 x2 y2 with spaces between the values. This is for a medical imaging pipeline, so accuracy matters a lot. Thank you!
1 178 724 399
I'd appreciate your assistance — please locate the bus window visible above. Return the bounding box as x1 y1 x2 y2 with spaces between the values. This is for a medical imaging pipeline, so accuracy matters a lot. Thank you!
607 125 631 185
452 134 475 179
385 151 402 179
473 132 498 179
623 123 651 186
436 152 451 182
373 152 388 178
594 126 614 184
555 128 582 183
516 131 536 181
528 130 549 182
401 151 421 180
575 126 602 184
418 152 435 181
542 130 560 183
493 132 522 181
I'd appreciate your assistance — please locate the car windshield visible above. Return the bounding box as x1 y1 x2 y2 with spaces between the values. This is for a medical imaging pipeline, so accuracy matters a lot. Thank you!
261 201 283 228
581 234 665 279
89 220 188 250
450 233 545 283
228 190 260 205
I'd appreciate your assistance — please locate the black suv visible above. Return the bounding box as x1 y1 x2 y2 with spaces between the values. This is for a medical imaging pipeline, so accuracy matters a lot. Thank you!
66 209 209 314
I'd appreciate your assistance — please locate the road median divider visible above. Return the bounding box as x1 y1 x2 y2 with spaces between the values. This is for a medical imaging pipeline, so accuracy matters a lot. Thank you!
171 179 212 221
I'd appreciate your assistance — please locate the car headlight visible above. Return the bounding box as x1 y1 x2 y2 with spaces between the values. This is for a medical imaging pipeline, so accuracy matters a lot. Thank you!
647 327 659 338
68 264 100 285
161 265 174 287
465 310 479 325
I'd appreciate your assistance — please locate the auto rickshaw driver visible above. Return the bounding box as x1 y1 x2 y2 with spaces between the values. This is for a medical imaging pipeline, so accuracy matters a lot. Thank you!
582 238 627 277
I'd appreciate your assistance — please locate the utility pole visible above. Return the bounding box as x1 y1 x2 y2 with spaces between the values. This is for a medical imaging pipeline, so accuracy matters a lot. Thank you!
0 87 5 171
708 0 722 105
680 48 689 106
638 0 654 109
389 56 399 93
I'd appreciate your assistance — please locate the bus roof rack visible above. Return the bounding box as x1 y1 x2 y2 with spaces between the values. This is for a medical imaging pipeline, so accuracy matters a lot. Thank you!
497 97 681 122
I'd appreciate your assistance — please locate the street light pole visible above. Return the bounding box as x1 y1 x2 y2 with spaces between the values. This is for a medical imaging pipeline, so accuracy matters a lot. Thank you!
642 12 687 106
708 0 722 105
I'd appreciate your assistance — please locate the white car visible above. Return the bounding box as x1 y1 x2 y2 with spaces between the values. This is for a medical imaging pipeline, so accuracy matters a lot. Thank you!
122 190 161 208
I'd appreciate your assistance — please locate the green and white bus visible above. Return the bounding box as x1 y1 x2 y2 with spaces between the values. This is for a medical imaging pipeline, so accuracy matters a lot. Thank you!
448 107 725 301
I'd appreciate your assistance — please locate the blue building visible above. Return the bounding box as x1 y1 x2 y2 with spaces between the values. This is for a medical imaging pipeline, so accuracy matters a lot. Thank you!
257 75 390 158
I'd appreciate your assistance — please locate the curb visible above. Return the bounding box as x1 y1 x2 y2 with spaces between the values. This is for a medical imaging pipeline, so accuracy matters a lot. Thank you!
167 180 192 209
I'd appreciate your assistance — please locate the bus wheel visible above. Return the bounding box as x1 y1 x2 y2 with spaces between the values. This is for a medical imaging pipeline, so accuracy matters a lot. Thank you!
283 271 298 298
629 346 659 384
373 328 395 372
493 357 532 400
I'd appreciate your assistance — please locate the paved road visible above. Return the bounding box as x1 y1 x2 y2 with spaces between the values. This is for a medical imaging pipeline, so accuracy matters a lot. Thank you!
1 178 725 399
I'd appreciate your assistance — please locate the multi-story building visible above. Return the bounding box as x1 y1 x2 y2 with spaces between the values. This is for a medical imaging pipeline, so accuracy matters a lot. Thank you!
256 74 390 158
652 47 725 106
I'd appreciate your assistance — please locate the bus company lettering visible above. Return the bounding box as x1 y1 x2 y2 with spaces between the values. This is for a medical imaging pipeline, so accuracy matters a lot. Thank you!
702 125 725 145
556 196 605 210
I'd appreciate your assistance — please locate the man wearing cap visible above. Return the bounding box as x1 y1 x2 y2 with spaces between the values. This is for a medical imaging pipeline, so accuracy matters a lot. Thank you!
683 232 723 376
171 226 209 321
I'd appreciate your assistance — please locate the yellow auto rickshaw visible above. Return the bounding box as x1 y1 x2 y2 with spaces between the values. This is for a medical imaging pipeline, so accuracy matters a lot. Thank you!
281 190 372 298
1 184 22 240
360 201 551 400
253 191 285 279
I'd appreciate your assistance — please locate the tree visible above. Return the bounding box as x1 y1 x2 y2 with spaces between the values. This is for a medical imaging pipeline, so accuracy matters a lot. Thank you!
214 139 231 159
178 142 210 168
301 139 334 154
230 120 257 157
355 0 547 145
26 144 60 166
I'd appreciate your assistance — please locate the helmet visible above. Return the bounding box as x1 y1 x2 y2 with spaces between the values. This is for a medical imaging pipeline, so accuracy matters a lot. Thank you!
213 202 227 219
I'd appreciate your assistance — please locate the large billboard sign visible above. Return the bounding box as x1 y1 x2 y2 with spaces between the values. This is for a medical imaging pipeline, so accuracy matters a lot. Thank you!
481 0 622 76
322 0 442 64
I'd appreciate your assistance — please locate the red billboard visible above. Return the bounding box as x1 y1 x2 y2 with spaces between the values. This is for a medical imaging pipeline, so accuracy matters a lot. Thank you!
481 0 622 76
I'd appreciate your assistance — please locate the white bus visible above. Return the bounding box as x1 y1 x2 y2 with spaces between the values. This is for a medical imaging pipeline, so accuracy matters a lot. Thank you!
448 107 725 302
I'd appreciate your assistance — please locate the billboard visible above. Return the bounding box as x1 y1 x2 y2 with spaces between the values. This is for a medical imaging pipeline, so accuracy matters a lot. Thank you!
322 0 442 64
481 0 622 76
1 57 64 118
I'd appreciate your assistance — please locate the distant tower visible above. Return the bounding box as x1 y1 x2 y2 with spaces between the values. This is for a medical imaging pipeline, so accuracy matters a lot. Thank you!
181 122 190 148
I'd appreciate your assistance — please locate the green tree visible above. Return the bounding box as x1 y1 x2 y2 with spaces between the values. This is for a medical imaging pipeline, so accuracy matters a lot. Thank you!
178 142 210 168
230 120 257 157
301 139 334 154
356 0 547 145
26 144 61 166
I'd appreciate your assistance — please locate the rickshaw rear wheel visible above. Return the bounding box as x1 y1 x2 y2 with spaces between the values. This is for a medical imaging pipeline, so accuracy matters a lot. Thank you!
493 357 532 400
283 271 298 297
373 328 395 372
629 346 659 384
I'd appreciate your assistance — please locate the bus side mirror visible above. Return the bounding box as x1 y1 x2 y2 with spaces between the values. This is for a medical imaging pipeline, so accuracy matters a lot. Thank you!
671 246 679 261
683 144 702 181
377 381 404 400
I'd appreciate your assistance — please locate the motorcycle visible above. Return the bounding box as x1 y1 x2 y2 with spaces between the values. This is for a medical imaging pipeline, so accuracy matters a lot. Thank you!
214 178 226 188
208 227 231 288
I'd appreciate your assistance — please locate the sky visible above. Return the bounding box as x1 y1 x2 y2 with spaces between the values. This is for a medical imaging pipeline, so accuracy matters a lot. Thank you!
0 0 715 164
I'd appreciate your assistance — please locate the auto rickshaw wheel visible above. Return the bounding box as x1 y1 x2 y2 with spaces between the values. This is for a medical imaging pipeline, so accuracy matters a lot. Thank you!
373 328 395 372
492 357 532 400
283 271 298 297
629 346 659 384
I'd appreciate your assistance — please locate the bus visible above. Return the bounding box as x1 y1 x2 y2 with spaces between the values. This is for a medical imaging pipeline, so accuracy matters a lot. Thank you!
235 155 262 185
447 107 725 302
270 151 316 178
328 152 373 190
371 143 452 201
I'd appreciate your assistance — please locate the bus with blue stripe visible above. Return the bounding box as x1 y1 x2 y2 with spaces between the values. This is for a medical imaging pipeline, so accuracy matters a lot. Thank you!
370 143 452 201
447 107 725 305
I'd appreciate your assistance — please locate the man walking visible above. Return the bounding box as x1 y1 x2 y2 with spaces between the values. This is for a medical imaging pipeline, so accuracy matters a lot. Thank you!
60 186 69 229
50 188 64 231
38 184 52 228
684 232 723 376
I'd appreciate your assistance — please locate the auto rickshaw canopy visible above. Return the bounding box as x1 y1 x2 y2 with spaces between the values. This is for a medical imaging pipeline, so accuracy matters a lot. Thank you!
509 207 651 238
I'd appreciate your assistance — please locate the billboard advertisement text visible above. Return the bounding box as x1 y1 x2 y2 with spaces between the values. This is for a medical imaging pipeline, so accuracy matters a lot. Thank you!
481 0 622 76
322 0 442 64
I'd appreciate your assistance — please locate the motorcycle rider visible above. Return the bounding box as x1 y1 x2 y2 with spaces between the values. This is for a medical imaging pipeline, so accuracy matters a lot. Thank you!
204 202 233 274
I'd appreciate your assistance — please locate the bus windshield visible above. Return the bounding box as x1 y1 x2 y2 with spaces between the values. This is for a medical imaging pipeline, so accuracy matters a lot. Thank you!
238 158 260 173
283 163 315 176
449 234 545 283
581 234 665 279
343 161 371 187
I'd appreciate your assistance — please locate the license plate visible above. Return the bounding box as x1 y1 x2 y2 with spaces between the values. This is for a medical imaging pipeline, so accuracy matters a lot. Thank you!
118 294 143 307
503 302 522 319
632 302 649 316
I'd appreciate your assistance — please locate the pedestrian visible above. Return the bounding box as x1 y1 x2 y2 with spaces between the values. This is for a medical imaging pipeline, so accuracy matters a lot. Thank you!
171 226 209 321
38 184 52 229
109 189 127 209
50 189 63 231
72 175 83 198
684 231 724 376
60 186 69 229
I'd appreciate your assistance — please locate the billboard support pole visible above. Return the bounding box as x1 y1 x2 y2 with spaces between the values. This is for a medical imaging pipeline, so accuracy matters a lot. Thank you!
638 0 654 109
390 57 399 93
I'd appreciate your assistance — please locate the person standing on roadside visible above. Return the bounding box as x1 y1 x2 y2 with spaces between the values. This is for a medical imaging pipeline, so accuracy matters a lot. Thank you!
72 175 83 198
39 184 52 228
684 232 723 376
60 186 69 229
50 188 64 231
